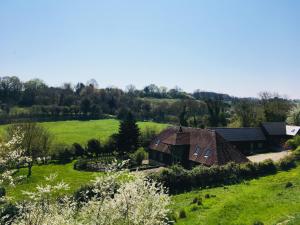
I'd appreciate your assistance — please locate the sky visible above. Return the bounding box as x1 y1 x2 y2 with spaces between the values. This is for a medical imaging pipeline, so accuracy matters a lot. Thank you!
0 0 300 98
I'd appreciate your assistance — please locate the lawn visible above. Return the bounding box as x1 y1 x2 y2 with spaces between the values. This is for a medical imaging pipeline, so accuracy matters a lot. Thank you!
5 162 99 201
0 119 168 146
172 165 300 225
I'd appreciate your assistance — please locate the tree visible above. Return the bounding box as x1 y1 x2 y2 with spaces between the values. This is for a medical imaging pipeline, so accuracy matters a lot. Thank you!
179 105 188 126
204 98 228 127
117 112 140 155
259 92 293 122
86 139 102 157
11 169 170 225
72 143 85 157
80 98 91 115
5 123 53 177
232 99 265 127
0 76 22 112
287 104 300 125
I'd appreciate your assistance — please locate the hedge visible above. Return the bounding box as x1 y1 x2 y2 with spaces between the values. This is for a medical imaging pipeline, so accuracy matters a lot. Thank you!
149 154 297 194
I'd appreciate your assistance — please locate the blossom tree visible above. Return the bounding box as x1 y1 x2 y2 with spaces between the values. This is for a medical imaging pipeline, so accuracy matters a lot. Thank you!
10 162 171 225
0 128 30 187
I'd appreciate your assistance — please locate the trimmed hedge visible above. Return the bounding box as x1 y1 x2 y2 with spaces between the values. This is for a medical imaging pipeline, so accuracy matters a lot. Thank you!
149 155 297 194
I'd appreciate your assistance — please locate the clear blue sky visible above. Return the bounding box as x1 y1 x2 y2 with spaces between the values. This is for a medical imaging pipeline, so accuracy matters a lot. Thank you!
0 0 299 98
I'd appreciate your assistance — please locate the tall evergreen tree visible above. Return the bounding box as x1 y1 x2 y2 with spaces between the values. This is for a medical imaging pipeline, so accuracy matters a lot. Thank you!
179 105 188 126
117 112 140 155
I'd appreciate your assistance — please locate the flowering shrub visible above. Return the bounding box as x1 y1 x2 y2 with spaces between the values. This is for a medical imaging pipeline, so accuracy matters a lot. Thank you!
0 129 30 187
7 161 170 225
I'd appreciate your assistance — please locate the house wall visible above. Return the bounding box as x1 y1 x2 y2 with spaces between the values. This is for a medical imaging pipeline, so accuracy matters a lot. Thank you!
149 149 171 165
149 145 190 167
230 141 266 155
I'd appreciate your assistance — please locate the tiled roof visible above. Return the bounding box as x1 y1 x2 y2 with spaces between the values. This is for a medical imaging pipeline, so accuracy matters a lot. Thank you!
149 126 249 166
261 122 286 136
214 128 266 142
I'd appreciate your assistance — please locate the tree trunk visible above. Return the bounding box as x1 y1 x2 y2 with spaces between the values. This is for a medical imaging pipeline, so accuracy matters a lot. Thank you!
27 162 32 177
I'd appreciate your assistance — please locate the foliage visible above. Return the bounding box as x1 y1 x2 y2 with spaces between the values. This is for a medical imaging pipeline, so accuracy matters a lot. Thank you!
287 104 300 125
130 147 147 166
0 129 29 186
86 138 102 156
5 122 53 177
172 164 300 225
117 112 140 154
151 157 297 194
231 99 265 127
259 92 293 122
9 163 171 225
286 135 300 150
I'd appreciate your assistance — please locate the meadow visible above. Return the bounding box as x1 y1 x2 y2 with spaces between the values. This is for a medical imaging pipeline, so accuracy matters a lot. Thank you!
6 161 300 224
5 162 99 201
172 165 300 225
0 119 168 145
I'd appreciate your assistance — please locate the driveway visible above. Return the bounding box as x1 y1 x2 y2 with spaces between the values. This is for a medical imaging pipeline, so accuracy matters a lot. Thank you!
247 151 291 163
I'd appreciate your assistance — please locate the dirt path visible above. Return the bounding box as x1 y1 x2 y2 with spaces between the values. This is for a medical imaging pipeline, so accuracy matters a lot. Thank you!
247 151 291 163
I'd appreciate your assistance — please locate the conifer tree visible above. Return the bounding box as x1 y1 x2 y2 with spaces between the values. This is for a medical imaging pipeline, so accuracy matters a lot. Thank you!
117 112 140 155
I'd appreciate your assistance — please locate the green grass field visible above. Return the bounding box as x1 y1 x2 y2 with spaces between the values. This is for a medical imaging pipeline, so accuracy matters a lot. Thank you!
0 119 168 146
5 162 300 224
5 162 99 201
172 165 300 225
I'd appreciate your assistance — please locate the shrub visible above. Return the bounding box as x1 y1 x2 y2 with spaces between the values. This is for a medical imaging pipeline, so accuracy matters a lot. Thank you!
253 221 264 225
204 194 210 199
190 205 199 212
56 147 74 163
191 196 202 205
73 184 97 204
285 181 293 188
0 203 19 224
277 156 296 171
178 209 187 219
0 187 6 197
257 159 277 176
130 147 147 166
74 159 88 170
286 135 300 150
86 139 102 157
167 212 177 224
72 143 85 157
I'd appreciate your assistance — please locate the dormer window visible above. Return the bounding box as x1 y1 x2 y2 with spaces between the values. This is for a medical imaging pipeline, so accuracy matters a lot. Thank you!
155 139 160 146
204 149 211 158
193 145 200 156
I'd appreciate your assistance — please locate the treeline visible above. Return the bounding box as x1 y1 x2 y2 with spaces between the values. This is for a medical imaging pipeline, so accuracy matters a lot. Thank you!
0 76 298 127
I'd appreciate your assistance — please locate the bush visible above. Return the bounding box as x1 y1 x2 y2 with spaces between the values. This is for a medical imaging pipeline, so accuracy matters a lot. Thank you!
190 205 199 212
0 203 19 224
178 209 187 219
86 139 102 157
285 181 293 188
72 143 85 157
257 159 277 176
286 135 300 150
149 154 297 194
0 187 6 197
73 184 96 204
253 221 264 225
74 159 88 170
277 156 296 171
56 147 74 163
130 147 147 166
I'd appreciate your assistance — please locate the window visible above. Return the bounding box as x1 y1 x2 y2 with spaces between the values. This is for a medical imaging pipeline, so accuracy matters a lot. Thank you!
204 149 211 158
155 139 160 146
193 145 201 156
